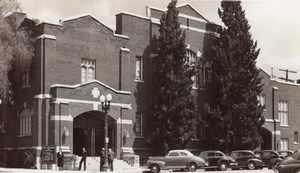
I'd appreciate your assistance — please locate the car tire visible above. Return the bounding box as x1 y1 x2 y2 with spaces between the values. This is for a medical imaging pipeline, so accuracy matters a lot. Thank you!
247 161 256 170
188 162 198 172
219 162 228 171
150 164 160 173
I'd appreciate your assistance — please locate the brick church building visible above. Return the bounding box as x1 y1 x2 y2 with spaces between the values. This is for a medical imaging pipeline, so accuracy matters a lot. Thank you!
0 3 220 168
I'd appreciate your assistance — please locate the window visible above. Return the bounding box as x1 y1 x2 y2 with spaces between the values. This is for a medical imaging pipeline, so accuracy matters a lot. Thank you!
186 49 197 88
258 95 266 108
135 113 142 137
135 56 143 81
81 58 96 83
22 69 30 87
279 138 289 150
180 152 188 156
278 101 288 126
169 152 179 157
19 108 32 136
295 131 298 144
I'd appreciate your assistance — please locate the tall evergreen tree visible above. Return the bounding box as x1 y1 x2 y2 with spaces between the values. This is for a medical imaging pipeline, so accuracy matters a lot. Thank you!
150 0 196 154
202 0 264 152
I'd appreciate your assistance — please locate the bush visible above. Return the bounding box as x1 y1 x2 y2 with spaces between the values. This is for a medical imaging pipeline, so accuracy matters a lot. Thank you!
6 149 36 168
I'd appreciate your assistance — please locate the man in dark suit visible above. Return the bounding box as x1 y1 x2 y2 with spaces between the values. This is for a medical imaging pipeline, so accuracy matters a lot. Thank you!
79 147 87 171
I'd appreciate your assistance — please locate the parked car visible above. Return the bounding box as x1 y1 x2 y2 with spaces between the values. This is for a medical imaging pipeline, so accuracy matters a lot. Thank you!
229 150 263 170
278 150 294 159
275 150 300 173
147 150 207 173
199 150 237 171
254 150 283 169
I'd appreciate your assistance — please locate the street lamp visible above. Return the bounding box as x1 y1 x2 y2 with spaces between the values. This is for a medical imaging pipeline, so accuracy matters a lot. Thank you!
100 93 112 171
272 86 279 150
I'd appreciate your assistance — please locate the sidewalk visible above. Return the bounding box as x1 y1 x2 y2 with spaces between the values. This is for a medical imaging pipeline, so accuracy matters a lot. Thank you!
0 167 150 173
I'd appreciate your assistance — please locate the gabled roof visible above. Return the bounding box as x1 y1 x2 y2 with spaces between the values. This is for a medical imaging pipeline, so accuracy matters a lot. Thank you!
146 3 212 24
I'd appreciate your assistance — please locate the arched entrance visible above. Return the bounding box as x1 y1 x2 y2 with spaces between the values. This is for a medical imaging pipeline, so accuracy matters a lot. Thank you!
261 127 272 150
73 111 116 156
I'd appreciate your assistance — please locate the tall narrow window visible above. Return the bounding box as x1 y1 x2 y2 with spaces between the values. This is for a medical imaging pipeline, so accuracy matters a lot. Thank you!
19 108 32 136
278 101 288 126
279 138 289 150
186 49 197 88
135 56 143 81
81 58 96 83
295 131 298 144
135 113 142 137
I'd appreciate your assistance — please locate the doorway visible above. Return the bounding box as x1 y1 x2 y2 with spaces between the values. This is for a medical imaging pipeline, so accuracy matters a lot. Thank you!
73 111 116 156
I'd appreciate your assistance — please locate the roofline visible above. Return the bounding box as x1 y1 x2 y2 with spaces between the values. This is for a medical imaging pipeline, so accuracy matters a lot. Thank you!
35 13 129 39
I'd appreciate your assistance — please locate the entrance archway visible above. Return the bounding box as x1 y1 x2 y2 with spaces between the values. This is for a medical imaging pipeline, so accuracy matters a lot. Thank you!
73 111 116 156
261 127 272 150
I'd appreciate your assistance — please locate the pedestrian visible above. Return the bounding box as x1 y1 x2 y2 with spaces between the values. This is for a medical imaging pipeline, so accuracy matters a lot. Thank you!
100 148 105 171
79 147 87 171
108 148 115 171
57 150 64 171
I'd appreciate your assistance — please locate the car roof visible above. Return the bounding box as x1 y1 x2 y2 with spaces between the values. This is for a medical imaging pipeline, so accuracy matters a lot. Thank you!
231 150 254 153
201 150 223 153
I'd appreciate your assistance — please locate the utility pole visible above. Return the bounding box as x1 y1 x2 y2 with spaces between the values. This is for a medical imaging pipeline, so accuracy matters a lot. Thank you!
279 69 297 82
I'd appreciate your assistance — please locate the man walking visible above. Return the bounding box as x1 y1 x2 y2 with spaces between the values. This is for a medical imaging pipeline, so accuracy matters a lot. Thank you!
100 148 105 171
108 148 115 171
79 147 87 171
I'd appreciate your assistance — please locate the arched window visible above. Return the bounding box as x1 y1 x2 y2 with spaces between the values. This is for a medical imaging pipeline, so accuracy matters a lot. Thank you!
19 108 32 136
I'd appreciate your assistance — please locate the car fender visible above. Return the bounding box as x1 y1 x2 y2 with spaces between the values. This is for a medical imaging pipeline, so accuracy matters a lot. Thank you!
247 158 262 164
186 157 205 167
147 160 166 169
218 158 229 165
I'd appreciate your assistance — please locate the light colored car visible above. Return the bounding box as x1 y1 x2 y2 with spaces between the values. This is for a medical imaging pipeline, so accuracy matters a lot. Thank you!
147 149 207 173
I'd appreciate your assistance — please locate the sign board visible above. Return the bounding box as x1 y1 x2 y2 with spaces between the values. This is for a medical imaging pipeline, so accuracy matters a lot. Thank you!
42 146 56 164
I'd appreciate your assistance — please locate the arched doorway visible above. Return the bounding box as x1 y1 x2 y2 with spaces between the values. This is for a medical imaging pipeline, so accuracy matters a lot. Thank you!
73 111 116 156
261 127 272 150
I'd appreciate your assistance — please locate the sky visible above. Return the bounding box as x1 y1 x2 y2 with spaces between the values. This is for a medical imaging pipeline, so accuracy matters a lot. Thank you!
17 0 300 80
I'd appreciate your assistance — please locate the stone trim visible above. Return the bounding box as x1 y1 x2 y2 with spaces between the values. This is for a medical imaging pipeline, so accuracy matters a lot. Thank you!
50 115 73 121
34 94 52 99
117 118 132 125
36 34 56 40
51 80 131 95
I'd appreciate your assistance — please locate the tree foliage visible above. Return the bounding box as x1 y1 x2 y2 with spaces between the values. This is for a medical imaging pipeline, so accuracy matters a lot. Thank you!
202 0 264 152
0 0 33 100
150 0 197 154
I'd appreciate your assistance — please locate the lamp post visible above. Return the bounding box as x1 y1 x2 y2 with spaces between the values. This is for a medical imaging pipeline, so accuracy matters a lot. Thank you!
100 93 112 171
272 86 279 150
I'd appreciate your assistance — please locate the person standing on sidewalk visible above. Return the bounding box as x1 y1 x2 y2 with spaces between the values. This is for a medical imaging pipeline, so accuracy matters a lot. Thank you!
108 148 115 171
57 150 64 171
79 147 87 171
100 148 105 171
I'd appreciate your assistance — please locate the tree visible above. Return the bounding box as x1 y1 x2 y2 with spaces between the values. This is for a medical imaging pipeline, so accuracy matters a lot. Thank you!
0 0 33 99
0 0 34 132
202 0 264 152
150 0 197 154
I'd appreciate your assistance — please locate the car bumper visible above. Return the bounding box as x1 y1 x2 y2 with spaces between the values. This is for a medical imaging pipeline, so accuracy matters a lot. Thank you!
230 162 238 166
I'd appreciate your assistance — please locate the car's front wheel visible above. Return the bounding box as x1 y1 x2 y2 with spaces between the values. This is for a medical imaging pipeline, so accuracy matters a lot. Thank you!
218 162 228 171
247 161 256 170
188 162 198 172
150 164 160 173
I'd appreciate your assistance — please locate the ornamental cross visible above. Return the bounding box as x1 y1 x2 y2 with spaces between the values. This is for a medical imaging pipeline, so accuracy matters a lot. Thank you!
91 87 100 98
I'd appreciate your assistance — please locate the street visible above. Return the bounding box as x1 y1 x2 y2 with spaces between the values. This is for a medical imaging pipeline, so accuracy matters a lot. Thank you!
159 168 275 173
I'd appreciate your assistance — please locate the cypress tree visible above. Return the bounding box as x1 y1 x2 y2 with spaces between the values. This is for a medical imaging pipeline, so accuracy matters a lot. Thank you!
203 0 264 151
150 0 196 154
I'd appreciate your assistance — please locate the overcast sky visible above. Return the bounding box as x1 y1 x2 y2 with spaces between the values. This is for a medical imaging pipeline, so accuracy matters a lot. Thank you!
18 0 300 80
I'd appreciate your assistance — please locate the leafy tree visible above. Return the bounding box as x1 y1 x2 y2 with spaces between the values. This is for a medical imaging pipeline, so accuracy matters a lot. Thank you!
202 0 264 152
0 0 33 99
0 0 34 132
150 0 197 154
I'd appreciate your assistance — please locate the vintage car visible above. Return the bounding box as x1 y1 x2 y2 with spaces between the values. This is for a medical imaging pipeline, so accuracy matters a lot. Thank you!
229 150 264 170
254 150 283 169
275 150 300 173
199 150 237 171
147 149 207 173
278 150 294 159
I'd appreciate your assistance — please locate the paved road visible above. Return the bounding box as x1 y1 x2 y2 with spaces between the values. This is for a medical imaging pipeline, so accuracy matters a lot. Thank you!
159 168 275 173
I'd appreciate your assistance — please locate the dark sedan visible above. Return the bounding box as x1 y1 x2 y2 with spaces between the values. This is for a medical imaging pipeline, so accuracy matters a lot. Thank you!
275 150 300 173
199 150 237 171
254 150 283 169
229 150 263 170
